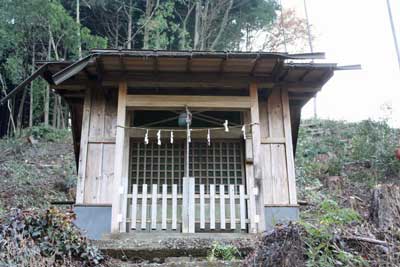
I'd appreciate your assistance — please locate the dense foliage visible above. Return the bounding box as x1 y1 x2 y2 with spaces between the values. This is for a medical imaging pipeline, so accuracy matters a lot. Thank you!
296 119 400 193
0 208 105 266
0 0 312 138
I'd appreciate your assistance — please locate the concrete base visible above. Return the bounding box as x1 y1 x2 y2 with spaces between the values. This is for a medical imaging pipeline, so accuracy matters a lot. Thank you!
74 204 111 240
96 233 256 261
264 206 299 230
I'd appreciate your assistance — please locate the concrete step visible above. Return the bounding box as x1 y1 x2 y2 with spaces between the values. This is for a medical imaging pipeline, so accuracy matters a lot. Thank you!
94 233 256 262
109 257 244 267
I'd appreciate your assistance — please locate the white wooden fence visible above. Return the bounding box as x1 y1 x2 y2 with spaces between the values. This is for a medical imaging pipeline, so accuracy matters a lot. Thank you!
126 183 249 232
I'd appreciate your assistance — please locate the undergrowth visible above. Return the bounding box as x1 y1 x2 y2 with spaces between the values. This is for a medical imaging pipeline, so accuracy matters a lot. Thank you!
0 208 105 266
301 199 366 266
0 125 75 214
207 242 241 261
296 119 400 193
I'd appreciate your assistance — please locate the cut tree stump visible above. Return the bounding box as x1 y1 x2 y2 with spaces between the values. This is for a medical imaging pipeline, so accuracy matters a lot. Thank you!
370 184 400 230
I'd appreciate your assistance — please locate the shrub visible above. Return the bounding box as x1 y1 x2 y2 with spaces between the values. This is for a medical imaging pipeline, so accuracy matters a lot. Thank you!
0 208 105 266
207 242 241 261
300 199 365 266
26 124 70 142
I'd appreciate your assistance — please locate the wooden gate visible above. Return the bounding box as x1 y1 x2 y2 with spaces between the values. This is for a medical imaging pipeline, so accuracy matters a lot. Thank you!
127 182 249 232
126 139 250 232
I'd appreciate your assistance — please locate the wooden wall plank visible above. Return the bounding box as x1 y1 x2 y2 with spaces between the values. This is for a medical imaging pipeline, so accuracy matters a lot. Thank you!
281 88 297 204
101 144 115 203
84 143 101 203
76 87 92 203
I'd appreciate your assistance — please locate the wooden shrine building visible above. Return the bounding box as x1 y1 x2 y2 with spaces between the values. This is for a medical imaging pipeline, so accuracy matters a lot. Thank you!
1 49 356 238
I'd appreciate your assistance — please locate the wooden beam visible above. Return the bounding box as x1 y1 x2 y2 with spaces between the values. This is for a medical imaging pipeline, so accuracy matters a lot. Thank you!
298 70 311 82
250 56 261 75
111 80 127 233
219 57 227 73
271 59 284 82
125 95 252 109
261 137 286 144
96 57 105 82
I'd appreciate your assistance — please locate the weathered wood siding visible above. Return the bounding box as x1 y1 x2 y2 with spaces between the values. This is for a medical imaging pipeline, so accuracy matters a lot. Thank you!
77 85 118 204
259 88 297 206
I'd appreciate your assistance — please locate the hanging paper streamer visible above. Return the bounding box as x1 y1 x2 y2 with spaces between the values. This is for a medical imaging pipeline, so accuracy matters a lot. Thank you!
170 131 174 144
187 129 192 143
144 129 149 145
224 120 229 132
207 129 211 146
241 125 246 140
157 130 161 146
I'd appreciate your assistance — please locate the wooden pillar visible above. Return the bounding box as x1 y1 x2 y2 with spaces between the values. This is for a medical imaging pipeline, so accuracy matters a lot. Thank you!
249 83 262 180
249 83 265 232
244 112 258 233
111 81 127 233
76 86 92 203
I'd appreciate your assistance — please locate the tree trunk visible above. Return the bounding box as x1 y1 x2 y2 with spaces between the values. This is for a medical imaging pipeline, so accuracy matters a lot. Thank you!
16 88 27 135
51 93 58 128
44 85 50 126
194 1 201 49
115 15 119 48
76 0 82 59
143 0 154 49
44 30 52 126
209 0 234 50
370 184 400 230
29 43 36 127
0 74 16 135
126 0 133 49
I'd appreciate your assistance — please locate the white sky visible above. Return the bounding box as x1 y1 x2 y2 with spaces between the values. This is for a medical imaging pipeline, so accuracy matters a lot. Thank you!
282 0 400 127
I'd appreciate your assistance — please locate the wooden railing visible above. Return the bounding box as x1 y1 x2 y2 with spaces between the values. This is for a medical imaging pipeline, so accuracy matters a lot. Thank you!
126 183 249 232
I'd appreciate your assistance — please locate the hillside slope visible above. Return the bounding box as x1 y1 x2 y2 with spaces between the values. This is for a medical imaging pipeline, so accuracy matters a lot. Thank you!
0 126 76 215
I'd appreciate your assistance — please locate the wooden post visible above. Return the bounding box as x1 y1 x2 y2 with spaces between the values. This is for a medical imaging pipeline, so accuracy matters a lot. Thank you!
244 112 257 233
249 83 262 180
249 83 265 232
111 81 127 233
76 86 92 203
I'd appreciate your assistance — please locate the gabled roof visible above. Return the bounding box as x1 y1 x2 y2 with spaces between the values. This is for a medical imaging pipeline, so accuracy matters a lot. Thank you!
1 49 360 107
